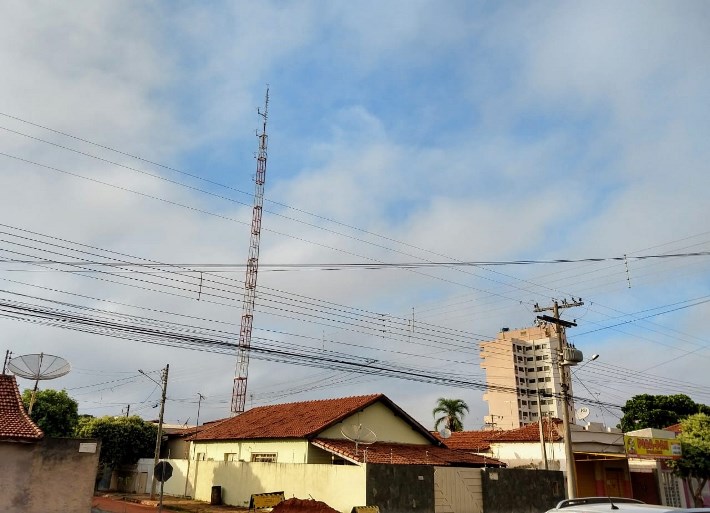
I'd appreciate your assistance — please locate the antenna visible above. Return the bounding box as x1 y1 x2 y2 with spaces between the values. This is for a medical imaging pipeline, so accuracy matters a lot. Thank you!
231 87 270 415
8 353 71 414
340 423 377 455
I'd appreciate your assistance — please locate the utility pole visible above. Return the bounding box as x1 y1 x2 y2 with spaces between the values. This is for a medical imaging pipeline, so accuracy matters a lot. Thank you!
140 365 169 500
534 299 583 499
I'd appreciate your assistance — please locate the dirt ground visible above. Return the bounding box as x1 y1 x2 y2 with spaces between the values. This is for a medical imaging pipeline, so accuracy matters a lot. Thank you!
92 493 247 513
270 498 340 513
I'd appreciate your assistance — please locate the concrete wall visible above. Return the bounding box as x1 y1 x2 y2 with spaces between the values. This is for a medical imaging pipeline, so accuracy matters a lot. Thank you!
366 464 434 513
481 467 564 513
320 402 431 445
0 438 100 513
144 458 366 513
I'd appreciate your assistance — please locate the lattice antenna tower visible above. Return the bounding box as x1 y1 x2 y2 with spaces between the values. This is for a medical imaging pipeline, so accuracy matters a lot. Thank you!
231 88 269 414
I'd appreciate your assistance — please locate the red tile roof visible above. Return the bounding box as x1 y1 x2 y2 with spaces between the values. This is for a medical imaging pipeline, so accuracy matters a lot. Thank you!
664 423 682 433
434 430 494 451
312 439 504 467
433 419 564 450
0 374 43 442
490 418 563 442
193 394 428 442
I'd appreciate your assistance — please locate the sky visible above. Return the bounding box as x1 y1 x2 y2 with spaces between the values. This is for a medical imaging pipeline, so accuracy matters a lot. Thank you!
0 1 709 431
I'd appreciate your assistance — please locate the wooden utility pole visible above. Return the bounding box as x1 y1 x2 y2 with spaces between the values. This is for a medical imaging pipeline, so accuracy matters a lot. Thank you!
534 299 583 498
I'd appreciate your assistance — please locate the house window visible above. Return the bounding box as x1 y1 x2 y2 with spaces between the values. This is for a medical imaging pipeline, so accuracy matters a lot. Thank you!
196 452 206 461
251 453 277 463
224 453 238 462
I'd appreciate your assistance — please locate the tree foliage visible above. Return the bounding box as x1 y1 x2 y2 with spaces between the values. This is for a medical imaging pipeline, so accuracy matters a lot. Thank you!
21 388 78 437
619 394 707 432
75 415 157 469
433 398 469 432
667 413 710 507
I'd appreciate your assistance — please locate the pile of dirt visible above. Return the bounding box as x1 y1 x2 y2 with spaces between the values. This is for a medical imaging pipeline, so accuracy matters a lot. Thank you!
271 498 340 513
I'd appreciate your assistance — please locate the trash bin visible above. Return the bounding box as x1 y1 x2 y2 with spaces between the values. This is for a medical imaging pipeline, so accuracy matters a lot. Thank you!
211 485 222 505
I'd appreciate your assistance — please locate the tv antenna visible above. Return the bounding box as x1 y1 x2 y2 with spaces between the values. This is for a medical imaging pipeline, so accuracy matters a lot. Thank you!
341 423 377 454
7 353 71 414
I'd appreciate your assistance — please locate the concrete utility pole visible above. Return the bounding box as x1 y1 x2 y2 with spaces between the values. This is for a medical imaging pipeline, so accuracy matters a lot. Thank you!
140 364 169 500
534 299 583 499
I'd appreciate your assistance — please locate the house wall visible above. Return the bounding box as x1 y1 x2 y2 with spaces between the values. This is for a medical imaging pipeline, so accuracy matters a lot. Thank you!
319 401 431 444
192 439 310 463
0 438 100 513
152 458 366 512
489 441 564 470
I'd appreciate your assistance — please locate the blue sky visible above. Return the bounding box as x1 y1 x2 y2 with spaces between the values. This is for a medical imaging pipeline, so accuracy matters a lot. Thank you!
0 1 709 429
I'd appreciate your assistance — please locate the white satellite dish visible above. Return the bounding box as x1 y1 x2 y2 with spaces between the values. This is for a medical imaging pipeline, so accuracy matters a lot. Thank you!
341 424 377 454
7 353 71 414
439 426 452 439
575 407 590 421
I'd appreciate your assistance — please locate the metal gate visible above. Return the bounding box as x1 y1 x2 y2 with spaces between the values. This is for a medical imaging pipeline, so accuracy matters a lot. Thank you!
434 467 483 513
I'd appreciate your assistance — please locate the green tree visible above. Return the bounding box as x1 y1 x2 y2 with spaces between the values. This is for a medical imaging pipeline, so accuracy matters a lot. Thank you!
76 415 157 469
619 394 706 432
667 413 710 507
433 398 469 432
21 388 79 437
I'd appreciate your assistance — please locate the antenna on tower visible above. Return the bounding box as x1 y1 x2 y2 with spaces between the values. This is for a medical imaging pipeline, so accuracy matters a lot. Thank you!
231 87 270 415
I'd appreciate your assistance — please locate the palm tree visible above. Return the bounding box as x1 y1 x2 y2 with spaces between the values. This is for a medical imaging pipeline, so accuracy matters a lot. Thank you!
433 398 469 432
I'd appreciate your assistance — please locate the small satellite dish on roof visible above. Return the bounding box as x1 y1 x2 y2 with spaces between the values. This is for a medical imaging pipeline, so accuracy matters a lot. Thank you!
8 353 71 414
575 407 590 421
439 426 452 439
341 423 377 454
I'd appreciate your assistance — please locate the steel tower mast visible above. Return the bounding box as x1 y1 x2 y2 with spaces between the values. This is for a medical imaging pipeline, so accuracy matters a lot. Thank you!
231 88 269 414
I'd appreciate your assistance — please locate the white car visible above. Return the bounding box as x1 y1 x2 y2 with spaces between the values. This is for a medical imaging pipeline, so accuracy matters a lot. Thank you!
546 497 710 513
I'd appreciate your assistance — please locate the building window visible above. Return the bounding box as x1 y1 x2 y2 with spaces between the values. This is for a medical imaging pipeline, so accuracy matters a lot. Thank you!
537 366 543 371
224 453 238 462
527 367 535 372
196 452 206 461
530 400 537 406
544 366 550 371
545 377 552 382
527 357 534 361
536 355 543 360
251 453 277 463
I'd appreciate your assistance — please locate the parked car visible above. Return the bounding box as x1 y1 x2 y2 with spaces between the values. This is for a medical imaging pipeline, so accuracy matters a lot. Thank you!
546 497 710 513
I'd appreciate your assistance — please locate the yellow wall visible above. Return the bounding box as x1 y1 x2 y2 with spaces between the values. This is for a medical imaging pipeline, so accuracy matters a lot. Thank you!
192 439 310 463
319 401 431 444
161 459 366 513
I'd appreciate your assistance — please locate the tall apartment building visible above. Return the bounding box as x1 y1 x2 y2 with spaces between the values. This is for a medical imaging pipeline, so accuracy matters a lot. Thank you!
480 325 575 430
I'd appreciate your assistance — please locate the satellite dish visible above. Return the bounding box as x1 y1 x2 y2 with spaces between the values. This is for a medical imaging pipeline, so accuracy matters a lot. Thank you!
8 353 71 380
7 353 71 414
341 424 377 454
439 427 452 439
575 407 590 421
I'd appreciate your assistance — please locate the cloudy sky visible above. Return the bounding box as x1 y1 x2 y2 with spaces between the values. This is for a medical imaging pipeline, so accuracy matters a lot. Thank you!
1 1 708 431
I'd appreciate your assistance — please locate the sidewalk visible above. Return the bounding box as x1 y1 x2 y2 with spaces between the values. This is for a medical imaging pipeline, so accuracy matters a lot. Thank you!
92 492 248 513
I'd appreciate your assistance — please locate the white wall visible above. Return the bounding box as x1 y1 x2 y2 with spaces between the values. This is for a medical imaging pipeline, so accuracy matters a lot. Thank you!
147 458 366 513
